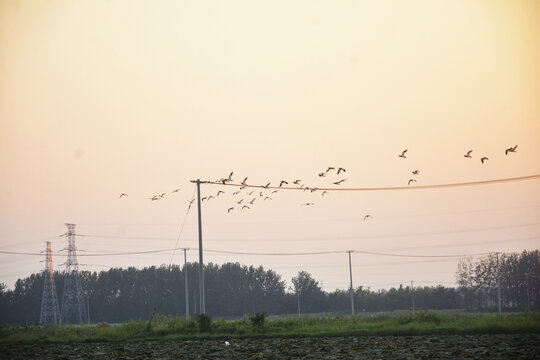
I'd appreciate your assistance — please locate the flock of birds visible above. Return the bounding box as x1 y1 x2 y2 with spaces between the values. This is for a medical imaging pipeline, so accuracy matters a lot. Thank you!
118 145 518 218
206 166 349 214
398 145 518 187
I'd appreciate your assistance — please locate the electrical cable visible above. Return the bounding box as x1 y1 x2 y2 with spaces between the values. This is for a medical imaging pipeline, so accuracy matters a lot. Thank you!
168 186 197 268
205 174 540 191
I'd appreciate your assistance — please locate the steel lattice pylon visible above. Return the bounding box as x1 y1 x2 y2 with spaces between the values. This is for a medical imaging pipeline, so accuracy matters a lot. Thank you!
60 223 87 324
39 241 61 325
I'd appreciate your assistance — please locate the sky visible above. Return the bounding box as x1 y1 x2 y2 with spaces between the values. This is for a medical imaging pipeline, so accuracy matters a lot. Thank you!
1 0 539 292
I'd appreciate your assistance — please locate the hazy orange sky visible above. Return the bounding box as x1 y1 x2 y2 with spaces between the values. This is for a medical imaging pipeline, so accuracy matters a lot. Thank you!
1 0 539 291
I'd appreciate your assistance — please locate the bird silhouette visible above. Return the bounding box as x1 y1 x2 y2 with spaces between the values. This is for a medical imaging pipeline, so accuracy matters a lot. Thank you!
227 172 234 181
364 215 372 221
264 197 272 200
217 191 225 197
408 179 417 186
119 193 128 198
293 180 302 185
505 145 517 155
249 198 256 205
233 191 240 195
325 167 335 173
259 191 264 197
242 205 250 210
318 173 326 177
481 157 489 164
263 183 270 189
464 150 473 158
337 167 346 175
412 170 420 175
241 177 248 185
322 191 328 196
271 190 279 194
237 199 244 204
301 203 314 206
207 196 215 200
201 197 208 201
227 207 234 213
248 191 254 195
333 179 346 185
279 180 288 187
399 149 408 158
171 189 181 193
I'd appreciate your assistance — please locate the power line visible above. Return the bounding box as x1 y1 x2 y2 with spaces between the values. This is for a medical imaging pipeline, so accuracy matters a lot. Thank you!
66 221 540 243
0 247 489 258
169 186 197 267
206 174 540 191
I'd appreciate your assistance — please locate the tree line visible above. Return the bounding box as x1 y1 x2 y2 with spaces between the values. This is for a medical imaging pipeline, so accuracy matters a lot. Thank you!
0 250 538 325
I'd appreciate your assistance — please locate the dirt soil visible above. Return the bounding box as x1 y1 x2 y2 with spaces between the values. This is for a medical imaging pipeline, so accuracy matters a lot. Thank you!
1 334 539 359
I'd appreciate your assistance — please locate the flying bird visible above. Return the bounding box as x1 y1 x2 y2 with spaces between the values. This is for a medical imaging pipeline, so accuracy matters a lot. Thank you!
201 197 208 201
208 196 215 200
119 193 128 198
241 177 248 185
264 197 272 200
325 167 335 173
279 180 288 187
301 203 314 206
263 183 270 189
333 179 346 185
159 193 166 198
310 188 318 193
217 191 225 197
318 173 326 177
412 170 420 175
464 150 473 158
150 196 160 201
337 167 346 175
408 179 417 186
399 149 408 158
480 157 489 164
293 180 302 185
242 205 250 210
171 189 180 193
233 191 240 195
188 199 195 205
227 172 234 181
249 198 256 205
271 190 279 194
364 215 372 221
505 145 518 155
227 207 234 213
259 191 264 197
248 191 254 195
322 191 327 196
237 199 244 204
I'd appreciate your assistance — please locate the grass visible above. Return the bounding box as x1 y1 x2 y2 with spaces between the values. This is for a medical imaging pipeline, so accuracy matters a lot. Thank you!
1 312 539 344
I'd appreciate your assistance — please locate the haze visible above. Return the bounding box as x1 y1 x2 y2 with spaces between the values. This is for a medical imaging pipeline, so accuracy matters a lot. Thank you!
1 0 539 291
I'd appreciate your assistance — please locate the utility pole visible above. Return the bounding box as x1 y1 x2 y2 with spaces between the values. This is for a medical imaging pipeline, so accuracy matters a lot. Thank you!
87 294 90 324
190 179 206 314
347 250 355 316
61 223 88 324
39 241 61 325
496 252 501 314
525 272 530 312
297 290 301 318
183 248 190 319
411 281 415 312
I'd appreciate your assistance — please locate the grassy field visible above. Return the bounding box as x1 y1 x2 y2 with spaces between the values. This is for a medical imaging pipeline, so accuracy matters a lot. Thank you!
1 312 539 344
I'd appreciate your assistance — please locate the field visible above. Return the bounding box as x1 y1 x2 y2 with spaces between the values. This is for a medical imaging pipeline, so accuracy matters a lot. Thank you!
1 312 540 358
1 334 540 359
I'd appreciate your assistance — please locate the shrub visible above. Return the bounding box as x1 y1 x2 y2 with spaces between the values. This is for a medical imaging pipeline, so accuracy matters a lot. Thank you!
194 314 212 332
250 313 267 329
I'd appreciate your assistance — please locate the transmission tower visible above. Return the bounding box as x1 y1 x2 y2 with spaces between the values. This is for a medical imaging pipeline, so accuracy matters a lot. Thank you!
60 223 88 324
39 241 61 325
